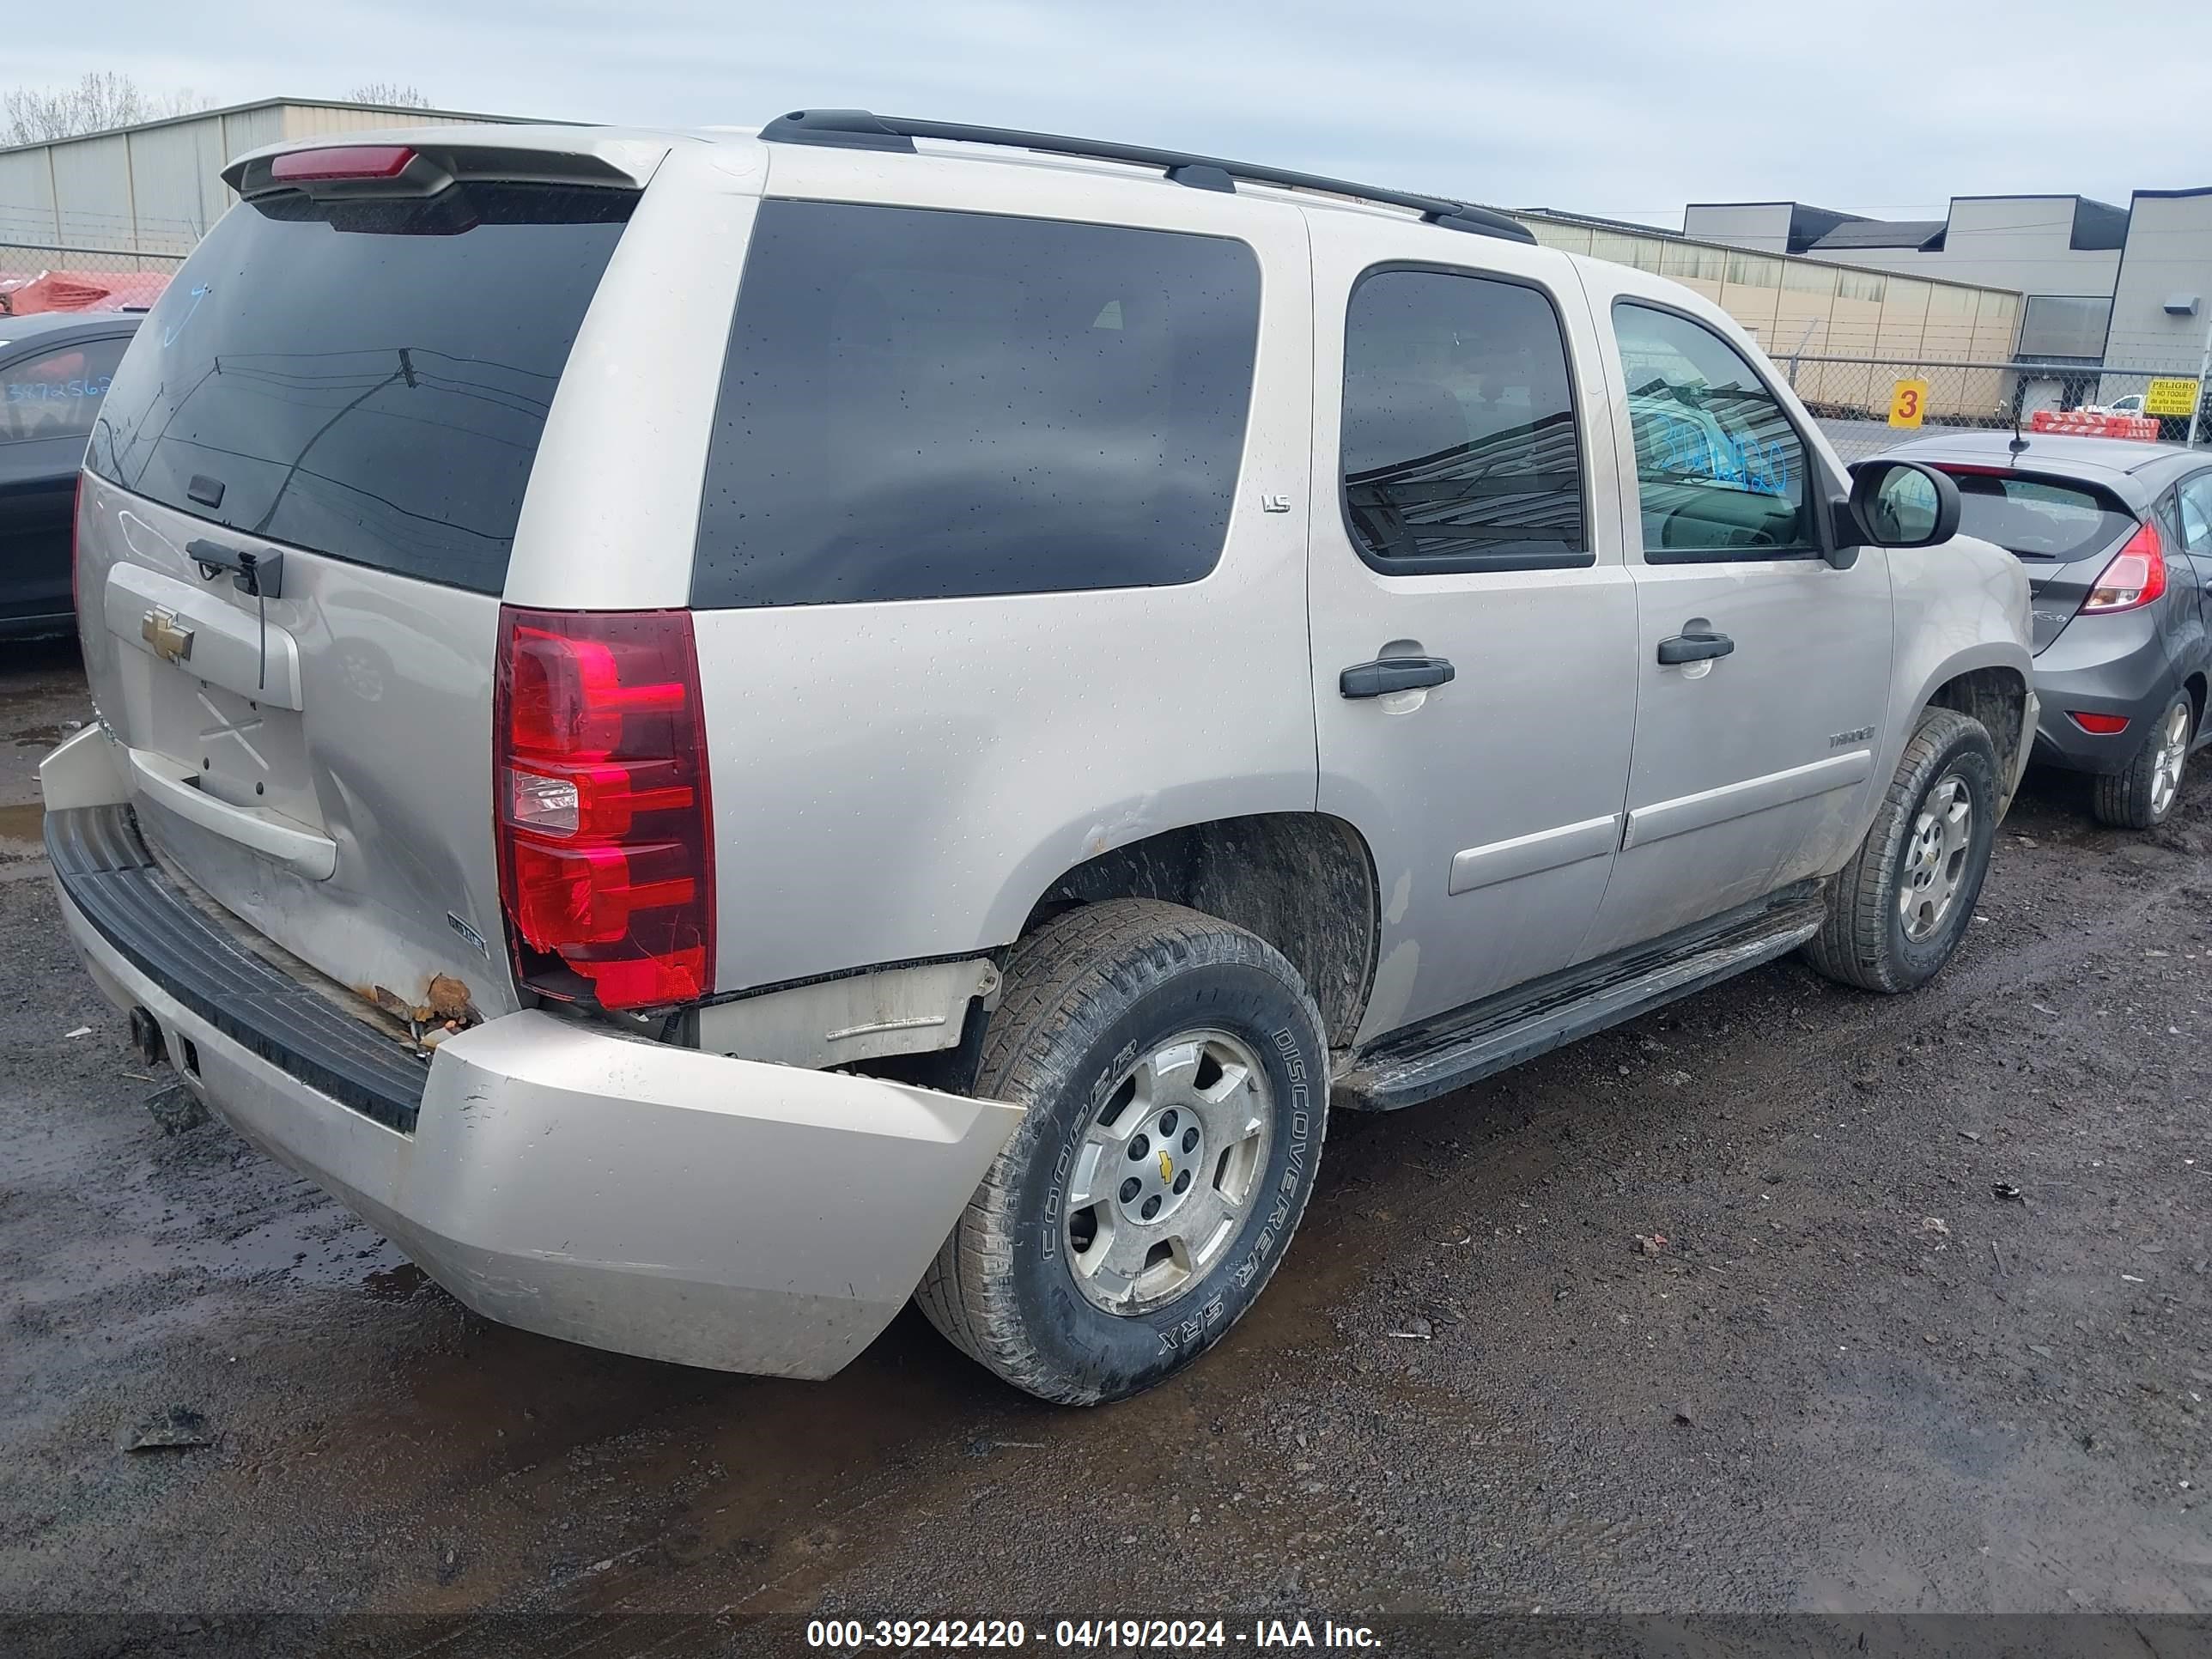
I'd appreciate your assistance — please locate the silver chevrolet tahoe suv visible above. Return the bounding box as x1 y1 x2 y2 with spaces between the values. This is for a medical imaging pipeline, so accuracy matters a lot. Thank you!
46 111 2036 1405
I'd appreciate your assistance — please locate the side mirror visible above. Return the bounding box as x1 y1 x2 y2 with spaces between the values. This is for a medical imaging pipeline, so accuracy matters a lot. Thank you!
1840 459 1961 551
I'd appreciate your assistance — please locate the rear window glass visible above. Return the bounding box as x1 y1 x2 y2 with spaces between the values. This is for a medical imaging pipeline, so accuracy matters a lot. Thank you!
1942 471 2136 562
692 200 1261 608
86 184 633 594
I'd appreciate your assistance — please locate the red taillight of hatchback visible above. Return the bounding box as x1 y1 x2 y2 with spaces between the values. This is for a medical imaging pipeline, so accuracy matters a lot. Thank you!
2081 520 2166 614
2069 711 2131 735
494 608 715 1010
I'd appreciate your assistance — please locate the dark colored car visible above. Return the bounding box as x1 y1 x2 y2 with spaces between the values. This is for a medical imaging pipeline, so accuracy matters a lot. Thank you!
1 310 140 639
1887 428 2212 828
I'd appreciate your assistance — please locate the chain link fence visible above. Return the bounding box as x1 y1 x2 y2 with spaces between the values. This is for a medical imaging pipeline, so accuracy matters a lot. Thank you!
0 242 182 316
1783 352 2212 462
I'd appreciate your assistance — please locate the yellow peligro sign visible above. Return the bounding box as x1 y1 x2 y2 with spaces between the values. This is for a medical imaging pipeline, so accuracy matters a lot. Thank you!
2143 378 2202 418
1887 379 1929 428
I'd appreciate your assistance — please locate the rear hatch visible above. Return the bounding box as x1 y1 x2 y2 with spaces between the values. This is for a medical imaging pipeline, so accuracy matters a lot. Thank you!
1935 466 2140 653
76 143 639 1025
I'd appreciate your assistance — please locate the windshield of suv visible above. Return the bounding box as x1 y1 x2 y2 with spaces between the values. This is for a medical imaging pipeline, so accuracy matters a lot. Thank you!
86 182 634 594
1938 470 2136 562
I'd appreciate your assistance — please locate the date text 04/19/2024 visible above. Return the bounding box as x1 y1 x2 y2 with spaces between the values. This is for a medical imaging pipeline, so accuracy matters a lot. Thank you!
805 1619 1382 1650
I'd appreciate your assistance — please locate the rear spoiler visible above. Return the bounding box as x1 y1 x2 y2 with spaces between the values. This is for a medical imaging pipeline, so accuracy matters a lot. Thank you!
1930 461 2138 518
225 127 670 200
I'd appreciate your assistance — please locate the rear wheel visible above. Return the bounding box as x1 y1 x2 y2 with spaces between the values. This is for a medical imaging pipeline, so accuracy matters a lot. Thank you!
1804 707 1998 994
915 899 1327 1405
2091 692 2194 830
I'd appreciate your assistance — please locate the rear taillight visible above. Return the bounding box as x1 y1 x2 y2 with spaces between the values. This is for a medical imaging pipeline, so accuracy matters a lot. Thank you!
494 608 714 1011
2081 520 2166 614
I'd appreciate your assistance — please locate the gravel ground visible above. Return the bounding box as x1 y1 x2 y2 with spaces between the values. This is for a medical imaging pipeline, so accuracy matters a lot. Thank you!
2 641 2207 1654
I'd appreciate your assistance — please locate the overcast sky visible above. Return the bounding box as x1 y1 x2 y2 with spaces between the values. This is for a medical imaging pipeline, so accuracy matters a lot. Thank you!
9 0 2209 225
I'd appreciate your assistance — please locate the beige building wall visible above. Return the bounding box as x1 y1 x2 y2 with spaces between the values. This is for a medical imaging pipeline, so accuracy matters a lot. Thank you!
1520 214 2022 417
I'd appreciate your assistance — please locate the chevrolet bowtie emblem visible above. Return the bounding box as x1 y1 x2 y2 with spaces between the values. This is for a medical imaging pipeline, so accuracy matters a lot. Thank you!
1158 1150 1174 1182
141 607 194 665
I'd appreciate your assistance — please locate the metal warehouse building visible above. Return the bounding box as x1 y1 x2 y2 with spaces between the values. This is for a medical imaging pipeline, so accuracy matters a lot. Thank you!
0 96 525 266
0 99 2035 369
1511 209 2023 418
1683 190 2212 385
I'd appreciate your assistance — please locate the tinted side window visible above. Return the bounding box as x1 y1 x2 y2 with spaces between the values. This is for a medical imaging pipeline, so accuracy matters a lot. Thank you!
691 201 1261 608
1613 302 1814 561
1339 269 1587 572
2 336 129 443
2179 475 2212 556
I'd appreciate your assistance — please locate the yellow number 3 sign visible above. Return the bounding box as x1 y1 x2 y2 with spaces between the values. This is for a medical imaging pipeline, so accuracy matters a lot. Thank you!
1888 379 1930 428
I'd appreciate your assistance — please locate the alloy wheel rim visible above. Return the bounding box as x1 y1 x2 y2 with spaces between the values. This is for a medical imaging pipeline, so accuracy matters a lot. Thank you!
2151 701 2191 819
1062 1030 1273 1316
1900 773 1972 943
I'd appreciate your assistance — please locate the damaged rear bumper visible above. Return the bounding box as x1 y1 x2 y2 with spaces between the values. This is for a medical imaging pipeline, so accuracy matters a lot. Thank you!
45 789 1020 1380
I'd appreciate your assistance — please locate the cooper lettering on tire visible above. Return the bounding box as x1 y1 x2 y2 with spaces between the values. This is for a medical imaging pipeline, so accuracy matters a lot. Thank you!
913 899 1328 1404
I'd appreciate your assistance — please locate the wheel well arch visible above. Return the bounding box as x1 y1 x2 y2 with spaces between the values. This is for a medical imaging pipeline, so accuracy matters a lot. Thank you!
1925 665 2030 804
2184 670 2208 726
1018 812 1381 1052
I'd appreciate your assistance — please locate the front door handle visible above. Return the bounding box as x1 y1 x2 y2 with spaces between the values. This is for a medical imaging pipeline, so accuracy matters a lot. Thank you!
1657 630 1734 665
1340 655 1456 699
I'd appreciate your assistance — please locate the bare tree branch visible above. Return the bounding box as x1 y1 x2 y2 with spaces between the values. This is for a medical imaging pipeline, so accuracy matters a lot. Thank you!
347 82 434 109
3 73 215 145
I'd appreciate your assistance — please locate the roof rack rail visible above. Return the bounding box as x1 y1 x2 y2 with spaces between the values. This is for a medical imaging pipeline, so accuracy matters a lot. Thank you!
757 109 1535 246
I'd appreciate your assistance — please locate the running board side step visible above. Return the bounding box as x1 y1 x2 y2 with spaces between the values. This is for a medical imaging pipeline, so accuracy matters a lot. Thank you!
1335 884 1828 1112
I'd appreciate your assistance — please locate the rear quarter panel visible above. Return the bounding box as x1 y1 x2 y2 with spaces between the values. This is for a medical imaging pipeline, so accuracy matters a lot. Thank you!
678 151 1320 994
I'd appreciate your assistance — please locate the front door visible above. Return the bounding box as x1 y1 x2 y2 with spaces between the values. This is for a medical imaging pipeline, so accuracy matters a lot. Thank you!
1578 283 1893 958
1305 216 1638 1043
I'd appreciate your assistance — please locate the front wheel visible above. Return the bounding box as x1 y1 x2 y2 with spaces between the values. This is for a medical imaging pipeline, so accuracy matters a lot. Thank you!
1803 707 1998 994
915 899 1328 1405
2091 692 2194 830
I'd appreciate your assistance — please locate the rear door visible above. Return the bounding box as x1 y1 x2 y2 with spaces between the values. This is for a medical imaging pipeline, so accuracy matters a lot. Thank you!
1578 276 1892 958
77 160 640 1020
1304 214 1638 1041
0 331 128 628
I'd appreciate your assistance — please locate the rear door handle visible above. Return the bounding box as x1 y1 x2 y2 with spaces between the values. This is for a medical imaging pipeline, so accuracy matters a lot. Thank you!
1340 656 1455 699
1657 630 1735 665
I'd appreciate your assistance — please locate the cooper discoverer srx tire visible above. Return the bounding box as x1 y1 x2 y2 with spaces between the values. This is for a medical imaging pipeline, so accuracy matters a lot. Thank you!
915 899 1328 1405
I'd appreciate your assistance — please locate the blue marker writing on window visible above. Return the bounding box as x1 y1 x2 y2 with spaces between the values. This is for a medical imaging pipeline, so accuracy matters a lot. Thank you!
163 283 211 349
